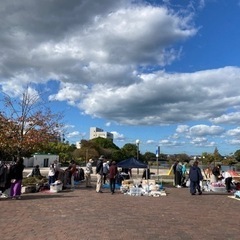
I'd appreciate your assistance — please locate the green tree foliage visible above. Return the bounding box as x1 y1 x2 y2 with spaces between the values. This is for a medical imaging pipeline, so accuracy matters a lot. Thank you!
42 142 76 163
176 153 191 163
72 148 99 165
121 143 138 159
111 149 125 162
213 147 223 163
201 149 224 166
201 152 214 165
90 137 119 150
143 151 156 162
159 153 168 161
73 140 100 163
166 154 177 165
234 150 240 162
80 139 101 151
221 155 237 166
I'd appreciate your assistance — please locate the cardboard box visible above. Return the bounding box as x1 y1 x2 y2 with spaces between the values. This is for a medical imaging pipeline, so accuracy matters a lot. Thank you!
122 180 133 185
142 179 156 185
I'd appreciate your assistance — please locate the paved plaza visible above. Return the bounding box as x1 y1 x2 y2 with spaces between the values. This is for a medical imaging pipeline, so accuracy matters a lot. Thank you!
0 180 239 240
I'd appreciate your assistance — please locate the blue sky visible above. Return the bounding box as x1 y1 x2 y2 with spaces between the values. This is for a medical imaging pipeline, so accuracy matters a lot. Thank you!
1 0 240 156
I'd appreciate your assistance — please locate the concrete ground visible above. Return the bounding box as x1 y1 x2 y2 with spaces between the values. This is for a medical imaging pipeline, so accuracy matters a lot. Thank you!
0 177 239 240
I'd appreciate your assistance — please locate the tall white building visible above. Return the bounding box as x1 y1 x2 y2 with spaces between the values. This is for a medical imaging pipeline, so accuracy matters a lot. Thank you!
90 127 113 141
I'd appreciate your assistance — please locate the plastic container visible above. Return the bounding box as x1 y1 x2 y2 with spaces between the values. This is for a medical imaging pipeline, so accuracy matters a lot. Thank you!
50 183 63 193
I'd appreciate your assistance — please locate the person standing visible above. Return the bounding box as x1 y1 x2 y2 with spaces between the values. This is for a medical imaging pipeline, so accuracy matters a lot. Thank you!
69 160 77 190
172 160 179 187
189 161 203 195
109 161 118 194
53 160 61 180
175 162 183 188
181 162 187 186
48 163 56 185
142 168 150 180
103 160 110 184
96 155 104 193
85 159 94 188
9 158 25 200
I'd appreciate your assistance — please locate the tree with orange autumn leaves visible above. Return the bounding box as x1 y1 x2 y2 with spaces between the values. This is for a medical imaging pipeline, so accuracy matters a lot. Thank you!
0 88 63 160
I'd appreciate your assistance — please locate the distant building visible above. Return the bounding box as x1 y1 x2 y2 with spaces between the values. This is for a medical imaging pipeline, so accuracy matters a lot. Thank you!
24 153 59 167
90 127 113 141
76 141 81 149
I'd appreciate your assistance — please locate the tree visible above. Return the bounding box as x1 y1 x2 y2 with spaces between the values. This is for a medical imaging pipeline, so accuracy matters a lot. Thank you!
0 87 63 159
234 150 240 162
221 155 237 166
72 140 101 163
111 149 125 162
121 143 138 159
213 147 223 165
90 137 119 150
143 151 156 163
176 153 191 163
42 141 76 163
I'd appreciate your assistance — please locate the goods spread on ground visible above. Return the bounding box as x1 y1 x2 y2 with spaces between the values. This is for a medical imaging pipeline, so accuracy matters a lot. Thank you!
120 179 167 197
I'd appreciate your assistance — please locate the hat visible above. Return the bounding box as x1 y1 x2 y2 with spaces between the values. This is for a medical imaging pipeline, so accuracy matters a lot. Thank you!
99 155 105 160
89 158 94 163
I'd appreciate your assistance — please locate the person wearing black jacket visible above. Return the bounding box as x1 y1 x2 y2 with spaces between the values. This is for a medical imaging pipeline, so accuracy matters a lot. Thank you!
172 160 179 187
9 158 25 200
96 155 104 193
31 165 42 177
142 168 150 180
189 161 203 195
212 164 222 182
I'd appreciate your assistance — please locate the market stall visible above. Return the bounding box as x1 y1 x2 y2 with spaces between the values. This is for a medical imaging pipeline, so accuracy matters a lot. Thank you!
117 158 166 197
202 169 240 192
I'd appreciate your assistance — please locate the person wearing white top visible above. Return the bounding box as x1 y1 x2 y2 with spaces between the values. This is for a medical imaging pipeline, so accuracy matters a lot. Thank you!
85 159 93 187
48 163 55 185
222 171 232 192
102 160 109 184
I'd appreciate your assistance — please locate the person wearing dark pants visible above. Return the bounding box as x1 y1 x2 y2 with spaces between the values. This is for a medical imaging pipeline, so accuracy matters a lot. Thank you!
172 160 179 187
175 162 183 188
222 171 232 192
189 161 203 195
9 158 25 200
109 161 118 194
103 160 109 184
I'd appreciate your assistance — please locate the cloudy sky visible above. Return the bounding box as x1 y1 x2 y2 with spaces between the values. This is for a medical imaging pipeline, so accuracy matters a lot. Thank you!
1 0 240 156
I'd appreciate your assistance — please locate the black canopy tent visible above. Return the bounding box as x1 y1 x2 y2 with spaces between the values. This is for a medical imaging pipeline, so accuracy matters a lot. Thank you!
117 157 151 190
117 157 147 169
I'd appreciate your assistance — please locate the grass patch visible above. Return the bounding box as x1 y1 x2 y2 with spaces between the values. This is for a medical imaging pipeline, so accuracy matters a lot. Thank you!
22 176 48 186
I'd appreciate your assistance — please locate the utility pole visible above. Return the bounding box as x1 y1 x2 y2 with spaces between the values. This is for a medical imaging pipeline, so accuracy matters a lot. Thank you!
156 145 160 182
136 139 140 175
